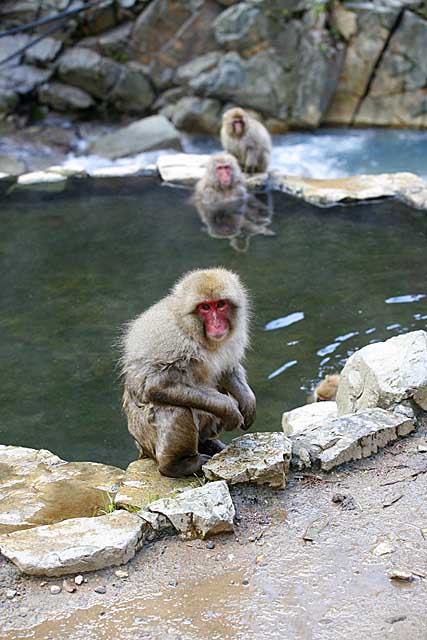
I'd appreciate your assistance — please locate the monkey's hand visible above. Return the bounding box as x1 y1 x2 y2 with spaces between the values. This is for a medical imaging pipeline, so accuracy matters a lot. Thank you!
236 387 256 431
222 395 245 431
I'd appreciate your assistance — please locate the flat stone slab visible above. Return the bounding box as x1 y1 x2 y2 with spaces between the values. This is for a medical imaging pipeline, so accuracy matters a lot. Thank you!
272 172 427 207
282 401 338 436
157 153 210 184
146 480 235 539
89 115 182 159
0 511 145 576
290 408 415 471
337 330 427 415
115 458 199 510
203 432 292 489
0 445 124 534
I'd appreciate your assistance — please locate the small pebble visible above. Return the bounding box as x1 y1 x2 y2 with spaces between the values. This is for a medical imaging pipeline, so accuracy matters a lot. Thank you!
50 586 61 595
94 586 107 594
74 575 84 586
168 579 178 587
206 540 215 550
40 581 47 587
242 578 250 586
248 536 256 542
63 579 76 593
114 570 129 579
389 570 414 582
6 589 17 599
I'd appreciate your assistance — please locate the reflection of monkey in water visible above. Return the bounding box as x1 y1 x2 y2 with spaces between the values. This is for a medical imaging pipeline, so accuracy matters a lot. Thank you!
121 268 256 478
314 374 340 402
193 153 274 252
221 107 272 174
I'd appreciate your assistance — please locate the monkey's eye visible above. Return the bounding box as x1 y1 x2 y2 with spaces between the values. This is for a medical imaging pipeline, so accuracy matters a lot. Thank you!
200 303 211 311
217 300 226 309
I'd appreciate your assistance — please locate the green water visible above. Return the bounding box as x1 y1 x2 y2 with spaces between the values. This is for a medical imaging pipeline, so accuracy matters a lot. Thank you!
1 177 426 468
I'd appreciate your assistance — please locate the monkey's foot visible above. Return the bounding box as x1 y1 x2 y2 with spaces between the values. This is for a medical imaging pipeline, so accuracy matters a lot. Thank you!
158 453 211 478
199 438 226 456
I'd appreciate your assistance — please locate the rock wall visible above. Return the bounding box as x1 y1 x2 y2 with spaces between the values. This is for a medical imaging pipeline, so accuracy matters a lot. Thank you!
1 0 427 132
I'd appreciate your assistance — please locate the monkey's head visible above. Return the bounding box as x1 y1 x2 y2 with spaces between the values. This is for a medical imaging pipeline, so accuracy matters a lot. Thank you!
172 268 249 349
205 153 242 191
223 108 247 139
314 374 340 402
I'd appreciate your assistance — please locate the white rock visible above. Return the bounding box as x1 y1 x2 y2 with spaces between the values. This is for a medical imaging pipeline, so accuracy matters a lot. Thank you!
6 589 17 599
203 432 292 489
337 330 427 415
50 585 61 595
373 541 395 556
157 153 210 184
291 407 414 471
147 480 235 539
17 171 67 185
0 511 145 577
282 402 338 436
90 164 141 178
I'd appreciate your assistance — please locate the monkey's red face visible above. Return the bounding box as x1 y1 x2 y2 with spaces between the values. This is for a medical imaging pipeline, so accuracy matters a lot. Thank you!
196 299 231 341
232 117 244 136
215 163 232 188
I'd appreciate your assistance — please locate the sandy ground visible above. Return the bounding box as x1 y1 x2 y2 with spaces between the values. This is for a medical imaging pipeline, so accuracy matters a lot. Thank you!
1 432 427 640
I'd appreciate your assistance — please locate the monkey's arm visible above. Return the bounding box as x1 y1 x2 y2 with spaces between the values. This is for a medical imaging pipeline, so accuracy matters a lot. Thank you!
219 365 256 430
143 373 244 430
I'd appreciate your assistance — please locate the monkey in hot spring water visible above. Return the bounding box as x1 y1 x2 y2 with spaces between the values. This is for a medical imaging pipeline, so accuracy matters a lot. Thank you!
121 268 256 477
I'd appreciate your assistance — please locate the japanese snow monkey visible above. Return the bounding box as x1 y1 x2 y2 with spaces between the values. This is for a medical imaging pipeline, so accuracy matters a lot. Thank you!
220 107 272 173
121 268 256 477
314 374 340 402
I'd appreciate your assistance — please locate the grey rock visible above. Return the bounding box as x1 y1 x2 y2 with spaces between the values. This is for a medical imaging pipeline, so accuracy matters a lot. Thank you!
0 87 19 117
38 82 95 111
82 22 133 57
282 401 338 436
94 585 106 594
337 331 427 415
203 432 292 489
89 115 182 159
170 96 222 134
25 37 62 65
291 408 415 471
0 35 30 66
110 65 155 113
0 155 27 176
6 589 17 599
147 480 235 539
0 445 124 535
0 511 146 576
175 51 222 85
326 7 398 124
157 153 210 184
58 47 121 99
0 65 52 95
50 585 61 595
355 11 427 127
190 50 289 118
214 3 268 52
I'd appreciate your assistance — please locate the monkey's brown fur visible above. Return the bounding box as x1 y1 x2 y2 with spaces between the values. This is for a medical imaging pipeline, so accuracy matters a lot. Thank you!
314 374 340 402
121 268 256 477
220 107 272 173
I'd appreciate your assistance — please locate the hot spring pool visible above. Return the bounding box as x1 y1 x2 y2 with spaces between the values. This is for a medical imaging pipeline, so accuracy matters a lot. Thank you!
1 177 426 467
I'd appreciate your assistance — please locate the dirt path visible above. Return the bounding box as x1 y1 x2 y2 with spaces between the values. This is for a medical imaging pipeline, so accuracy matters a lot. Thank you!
1 434 427 640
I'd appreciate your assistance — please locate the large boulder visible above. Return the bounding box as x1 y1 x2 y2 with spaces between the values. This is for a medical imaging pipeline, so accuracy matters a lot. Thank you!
131 0 222 89
0 511 146 576
57 47 121 99
88 115 182 158
213 3 268 54
169 96 222 134
0 445 124 534
326 6 398 125
355 10 427 127
337 330 427 415
38 82 95 111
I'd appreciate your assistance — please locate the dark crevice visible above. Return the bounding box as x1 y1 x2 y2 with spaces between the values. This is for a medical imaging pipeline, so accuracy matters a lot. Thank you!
351 8 406 124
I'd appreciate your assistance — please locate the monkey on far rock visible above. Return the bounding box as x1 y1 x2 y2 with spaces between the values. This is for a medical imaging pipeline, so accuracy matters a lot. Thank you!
220 107 272 174
121 268 256 478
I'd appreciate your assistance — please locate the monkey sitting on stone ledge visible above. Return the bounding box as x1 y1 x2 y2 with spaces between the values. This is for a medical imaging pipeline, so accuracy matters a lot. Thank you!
121 268 256 478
